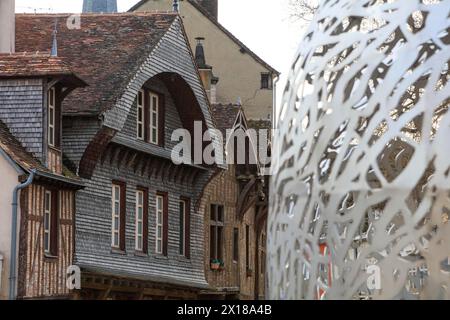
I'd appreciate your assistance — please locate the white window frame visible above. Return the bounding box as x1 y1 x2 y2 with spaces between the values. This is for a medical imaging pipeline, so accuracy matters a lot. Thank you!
48 87 56 147
155 195 164 254
44 190 52 254
136 90 144 140
135 190 144 251
112 184 121 248
149 92 159 145
179 200 187 256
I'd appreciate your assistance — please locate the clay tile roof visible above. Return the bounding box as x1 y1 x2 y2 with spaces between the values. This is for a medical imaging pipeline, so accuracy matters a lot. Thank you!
0 52 75 78
15 13 178 115
210 103 242 137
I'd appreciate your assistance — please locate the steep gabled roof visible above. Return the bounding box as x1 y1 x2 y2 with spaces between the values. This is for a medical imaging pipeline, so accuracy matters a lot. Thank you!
129 0 280 75
15 13 178 115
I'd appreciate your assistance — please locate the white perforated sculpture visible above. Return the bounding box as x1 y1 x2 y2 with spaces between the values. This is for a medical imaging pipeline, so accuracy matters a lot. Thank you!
269 0 450 299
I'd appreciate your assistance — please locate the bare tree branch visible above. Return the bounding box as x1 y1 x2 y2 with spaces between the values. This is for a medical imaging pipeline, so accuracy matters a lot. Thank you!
289 0 319 22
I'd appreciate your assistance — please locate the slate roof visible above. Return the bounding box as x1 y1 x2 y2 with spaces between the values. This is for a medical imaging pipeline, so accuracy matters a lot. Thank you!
129 0 280 75
15 13 178 115
0 119 83 185
0 120 46 172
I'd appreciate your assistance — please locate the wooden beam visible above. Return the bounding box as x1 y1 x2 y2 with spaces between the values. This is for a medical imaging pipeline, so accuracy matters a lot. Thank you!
175 166 185 184
133 154 143 174
98 282 113 300
110 145 121 166
116 149 129 170
126 152 138 169
100 145 111 165
169 165 179 183
189 169 200 186
236 177 257 220
143 157 152 177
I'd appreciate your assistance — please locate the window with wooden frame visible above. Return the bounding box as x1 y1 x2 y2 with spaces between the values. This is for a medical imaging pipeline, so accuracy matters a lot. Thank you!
135 187 149 253
112 182 126 250
47 86 57 147
44 189 58 256
149 92 159 145
135 89 165 146
155 192 168 255
136 90 145 140
260 73 272 90
179 197 191 258
210 204 224 262
233 228 239 263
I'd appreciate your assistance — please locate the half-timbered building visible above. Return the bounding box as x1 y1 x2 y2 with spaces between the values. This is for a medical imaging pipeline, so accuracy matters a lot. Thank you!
199 104 269 300
15 12 222 299
0 52 86 299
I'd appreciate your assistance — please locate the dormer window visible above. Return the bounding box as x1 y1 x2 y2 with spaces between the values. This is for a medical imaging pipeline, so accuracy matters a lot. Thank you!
135 88 164 146
48 87 56 147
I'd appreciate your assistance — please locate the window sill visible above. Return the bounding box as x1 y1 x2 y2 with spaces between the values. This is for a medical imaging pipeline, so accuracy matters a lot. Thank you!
175 255 191 262
44 254 58 262
154 254 169 260
134 251 148 257
111 248 126 255
48 145 61 152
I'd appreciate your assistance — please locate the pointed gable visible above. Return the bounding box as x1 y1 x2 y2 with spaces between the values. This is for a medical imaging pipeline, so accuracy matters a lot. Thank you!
15 13 177 115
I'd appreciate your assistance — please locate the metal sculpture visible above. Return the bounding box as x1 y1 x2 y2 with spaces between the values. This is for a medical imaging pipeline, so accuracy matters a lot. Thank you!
269 0 450 299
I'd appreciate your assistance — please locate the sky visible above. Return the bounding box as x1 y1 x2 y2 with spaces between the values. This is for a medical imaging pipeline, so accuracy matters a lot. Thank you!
15 0 307 105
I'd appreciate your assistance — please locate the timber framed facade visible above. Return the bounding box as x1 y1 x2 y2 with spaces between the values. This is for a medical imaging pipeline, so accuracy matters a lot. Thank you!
199 104 269 300
0 8 270 301
13 13 221 300
0 53 86 299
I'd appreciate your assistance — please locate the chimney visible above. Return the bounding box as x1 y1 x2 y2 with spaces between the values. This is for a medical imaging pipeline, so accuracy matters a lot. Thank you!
0 0 15 53
195 37 219 103
195 0 218 21
83 0 117 13
173 0 179 12
195 37 207 68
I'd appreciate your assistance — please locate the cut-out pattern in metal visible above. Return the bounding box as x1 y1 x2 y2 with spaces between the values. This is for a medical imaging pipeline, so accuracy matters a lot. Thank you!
269 0 450 299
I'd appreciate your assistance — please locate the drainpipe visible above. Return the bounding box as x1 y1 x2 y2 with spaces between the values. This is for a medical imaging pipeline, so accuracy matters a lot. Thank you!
0 254 3 292
9 169 36 300
272 75 280 130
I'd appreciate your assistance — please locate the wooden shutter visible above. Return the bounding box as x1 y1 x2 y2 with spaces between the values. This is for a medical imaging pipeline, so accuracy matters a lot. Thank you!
50 189 59 256
144 89 150 143
55 86 62 148
140 187 149 254
182 197 191 259
119 182 127 251
162 192 169 256
158 93 165 147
